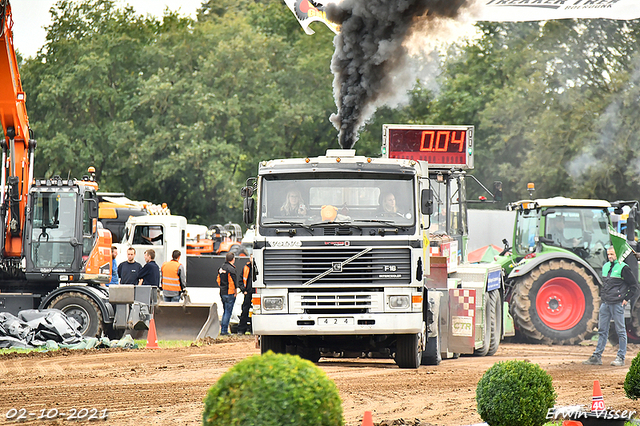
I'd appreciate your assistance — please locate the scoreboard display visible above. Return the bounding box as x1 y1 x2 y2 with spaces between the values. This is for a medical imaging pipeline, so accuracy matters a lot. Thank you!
382 124 474 169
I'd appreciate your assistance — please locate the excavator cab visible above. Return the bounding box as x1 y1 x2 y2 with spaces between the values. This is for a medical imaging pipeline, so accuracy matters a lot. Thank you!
23 177 111 285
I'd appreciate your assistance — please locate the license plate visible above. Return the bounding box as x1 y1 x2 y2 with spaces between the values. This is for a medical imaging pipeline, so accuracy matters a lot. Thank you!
318 317 354 326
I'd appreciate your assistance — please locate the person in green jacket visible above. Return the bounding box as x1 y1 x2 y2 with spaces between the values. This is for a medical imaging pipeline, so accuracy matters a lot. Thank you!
584 246 639 366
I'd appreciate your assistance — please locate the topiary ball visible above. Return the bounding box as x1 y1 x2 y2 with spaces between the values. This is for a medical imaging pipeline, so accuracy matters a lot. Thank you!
625 351 640 400
476 360 556 426
202 351 344 426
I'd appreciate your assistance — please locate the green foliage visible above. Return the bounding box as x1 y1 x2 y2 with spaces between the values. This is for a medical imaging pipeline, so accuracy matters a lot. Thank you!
625 351 640 400
202 351 343 426
476 360 556 426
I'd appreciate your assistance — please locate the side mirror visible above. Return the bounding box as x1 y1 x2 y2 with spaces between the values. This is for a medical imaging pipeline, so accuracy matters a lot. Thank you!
241 186 254 198
88 199 99 219
421 189 433 216
493 181 503 202
243 198 255 225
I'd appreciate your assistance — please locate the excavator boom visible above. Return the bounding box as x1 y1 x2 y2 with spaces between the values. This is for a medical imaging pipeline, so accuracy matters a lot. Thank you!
0 0 34 259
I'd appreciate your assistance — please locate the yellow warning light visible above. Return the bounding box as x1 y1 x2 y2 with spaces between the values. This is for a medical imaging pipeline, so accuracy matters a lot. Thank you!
336 157 341 163
367 158 372 163
88 166 96 173
305 158 310 163
527 182 535 190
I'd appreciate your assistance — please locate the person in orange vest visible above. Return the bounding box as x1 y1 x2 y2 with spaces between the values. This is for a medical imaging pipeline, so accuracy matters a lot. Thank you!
161 250 186 302
237 255 258 335
217 252 244 335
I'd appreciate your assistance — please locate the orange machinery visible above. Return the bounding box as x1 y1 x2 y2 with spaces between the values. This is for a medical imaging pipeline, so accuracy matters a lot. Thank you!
0 2 148 339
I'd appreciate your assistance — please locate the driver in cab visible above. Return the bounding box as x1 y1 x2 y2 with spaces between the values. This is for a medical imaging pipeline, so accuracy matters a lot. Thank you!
548 216 580 248
280 190 307 216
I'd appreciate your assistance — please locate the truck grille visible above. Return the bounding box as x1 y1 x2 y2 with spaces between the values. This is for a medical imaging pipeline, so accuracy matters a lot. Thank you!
263 247 411 286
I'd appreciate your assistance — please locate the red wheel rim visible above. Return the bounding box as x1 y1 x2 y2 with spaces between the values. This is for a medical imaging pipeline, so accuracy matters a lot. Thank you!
535 277 586 331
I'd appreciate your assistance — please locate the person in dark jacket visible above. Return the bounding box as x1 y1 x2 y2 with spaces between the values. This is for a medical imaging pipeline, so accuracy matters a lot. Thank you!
584 246 639 366
237 255 257 335
217 252 244 335
137 249 160 287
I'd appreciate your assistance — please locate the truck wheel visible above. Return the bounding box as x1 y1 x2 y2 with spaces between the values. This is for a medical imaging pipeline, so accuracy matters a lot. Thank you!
474 292 491 356
260 335 285 354
395 334 421 369
511 260 598 345
487 290 502 356
298 346 321 363
48 292 104 337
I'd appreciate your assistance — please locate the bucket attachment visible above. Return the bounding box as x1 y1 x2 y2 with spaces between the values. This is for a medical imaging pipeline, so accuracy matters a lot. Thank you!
153 294 220 341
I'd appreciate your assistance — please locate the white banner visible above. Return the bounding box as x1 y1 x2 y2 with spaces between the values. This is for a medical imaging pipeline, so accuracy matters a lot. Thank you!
476 0 640 22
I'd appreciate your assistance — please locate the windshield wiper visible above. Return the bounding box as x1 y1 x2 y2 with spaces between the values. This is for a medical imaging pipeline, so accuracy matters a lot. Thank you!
261 221 314 235
307 221 362 231
353 219 396 226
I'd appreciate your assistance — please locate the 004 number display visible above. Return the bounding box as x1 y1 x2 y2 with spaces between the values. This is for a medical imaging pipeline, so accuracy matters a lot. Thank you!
384 126 473 168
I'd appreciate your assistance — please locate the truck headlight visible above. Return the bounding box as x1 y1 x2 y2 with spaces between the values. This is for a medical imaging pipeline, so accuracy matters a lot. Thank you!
388 295 410 309
263 297 284 311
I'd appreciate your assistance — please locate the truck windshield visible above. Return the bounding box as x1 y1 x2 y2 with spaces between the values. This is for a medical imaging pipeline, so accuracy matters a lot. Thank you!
260 175 415 227
31 191 77 268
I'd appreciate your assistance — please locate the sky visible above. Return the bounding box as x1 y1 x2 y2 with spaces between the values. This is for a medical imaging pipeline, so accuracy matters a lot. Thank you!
11 0 206 59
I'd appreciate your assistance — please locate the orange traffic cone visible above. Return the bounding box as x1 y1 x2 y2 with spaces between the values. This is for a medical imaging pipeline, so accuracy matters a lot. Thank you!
562 421 584 426
590 379 605 412
146 318 160 349
361 411 373 426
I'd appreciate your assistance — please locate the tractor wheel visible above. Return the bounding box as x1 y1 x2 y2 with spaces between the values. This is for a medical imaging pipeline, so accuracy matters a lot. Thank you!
474 292 492 356
260 335 285 354
487 289 502 356
48 292 104 337
511 260 599 345
395 334 421 369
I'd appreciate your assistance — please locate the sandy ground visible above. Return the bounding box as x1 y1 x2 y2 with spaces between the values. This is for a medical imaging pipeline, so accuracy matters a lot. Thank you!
0 337 638 426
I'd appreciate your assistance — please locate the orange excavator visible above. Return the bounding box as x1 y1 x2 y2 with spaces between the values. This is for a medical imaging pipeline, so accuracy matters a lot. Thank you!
0 1 152 338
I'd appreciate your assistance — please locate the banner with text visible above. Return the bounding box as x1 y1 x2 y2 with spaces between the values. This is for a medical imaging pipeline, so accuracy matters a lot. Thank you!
477 0 640 22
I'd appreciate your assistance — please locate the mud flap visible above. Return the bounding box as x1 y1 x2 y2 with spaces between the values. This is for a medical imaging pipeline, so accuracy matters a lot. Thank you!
153 298 220 341
448 288 476 354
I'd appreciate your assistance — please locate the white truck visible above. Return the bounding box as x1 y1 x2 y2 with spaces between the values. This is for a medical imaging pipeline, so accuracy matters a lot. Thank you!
241 125 508 368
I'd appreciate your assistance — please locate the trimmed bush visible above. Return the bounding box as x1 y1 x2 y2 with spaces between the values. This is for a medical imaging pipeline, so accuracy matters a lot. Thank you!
202 351 343 426
476 360 556 426
625 351 640 400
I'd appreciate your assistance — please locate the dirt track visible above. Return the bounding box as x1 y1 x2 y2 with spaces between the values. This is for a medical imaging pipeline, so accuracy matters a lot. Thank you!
0 337 638 426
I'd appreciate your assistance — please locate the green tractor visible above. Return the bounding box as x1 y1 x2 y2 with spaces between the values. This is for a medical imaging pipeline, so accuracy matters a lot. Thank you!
495 193 640 345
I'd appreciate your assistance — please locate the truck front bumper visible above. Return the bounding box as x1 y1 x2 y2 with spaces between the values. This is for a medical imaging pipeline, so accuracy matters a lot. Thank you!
253 312 422 335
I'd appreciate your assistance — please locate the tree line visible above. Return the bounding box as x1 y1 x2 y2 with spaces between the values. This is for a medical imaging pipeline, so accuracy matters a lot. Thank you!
18 0 640 227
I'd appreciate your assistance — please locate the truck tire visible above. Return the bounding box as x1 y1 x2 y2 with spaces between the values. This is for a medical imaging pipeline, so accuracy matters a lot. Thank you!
260 335 285 354
298 345 321 363
511 260 599 345
421 334 441 365
474 292 491 356
395 334 421 368
487 290 502 356
48 292 104 337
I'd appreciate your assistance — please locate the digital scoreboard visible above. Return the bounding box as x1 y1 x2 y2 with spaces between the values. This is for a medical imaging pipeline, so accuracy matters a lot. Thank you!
382 124 474 169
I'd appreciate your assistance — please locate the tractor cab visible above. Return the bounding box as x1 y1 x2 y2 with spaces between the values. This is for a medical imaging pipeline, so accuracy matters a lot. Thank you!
508 198 612 273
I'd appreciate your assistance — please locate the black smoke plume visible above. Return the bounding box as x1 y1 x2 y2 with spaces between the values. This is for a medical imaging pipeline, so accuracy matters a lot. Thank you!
326 0 473 149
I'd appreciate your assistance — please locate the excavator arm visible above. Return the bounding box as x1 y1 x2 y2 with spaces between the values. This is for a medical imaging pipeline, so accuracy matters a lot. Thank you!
0 0 35 259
